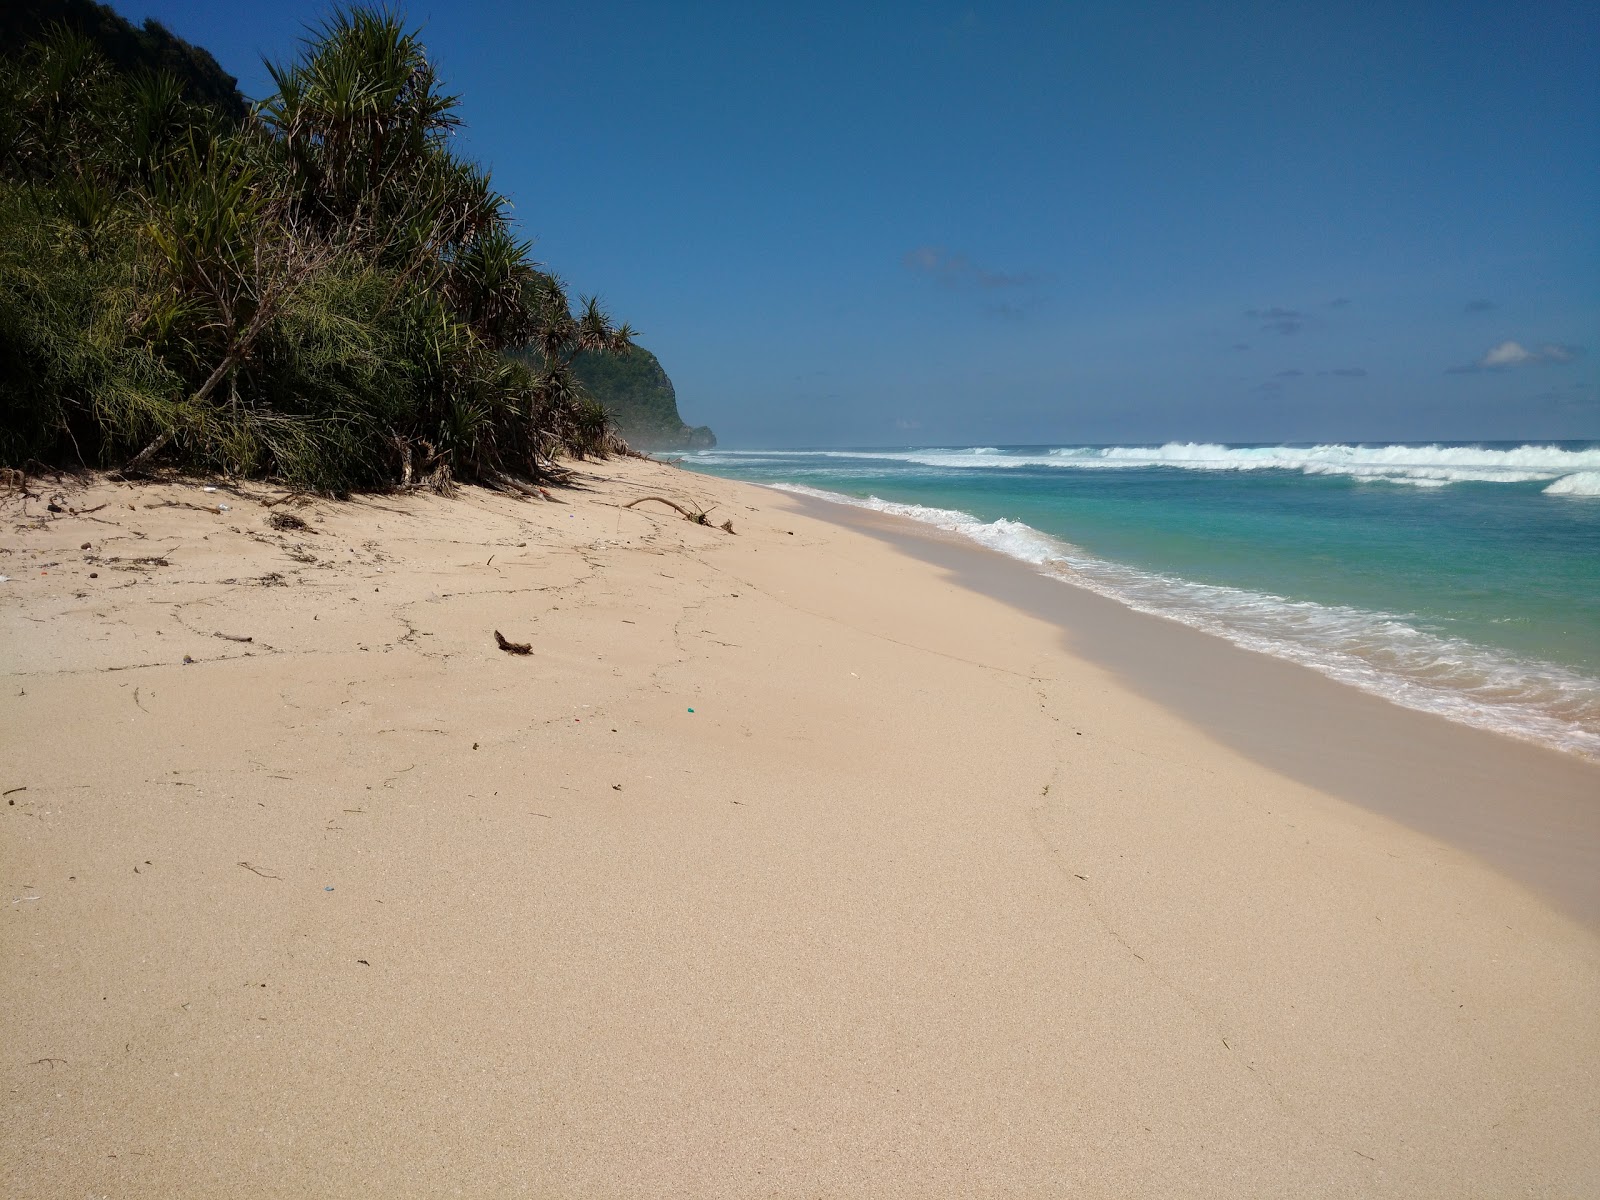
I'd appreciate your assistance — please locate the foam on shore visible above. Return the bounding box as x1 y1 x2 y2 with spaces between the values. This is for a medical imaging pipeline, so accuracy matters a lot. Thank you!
771 482 1600 757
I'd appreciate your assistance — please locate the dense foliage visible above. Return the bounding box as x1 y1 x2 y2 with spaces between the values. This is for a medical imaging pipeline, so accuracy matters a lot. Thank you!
1 0 247 120
570 345 715 450
0 6 633 492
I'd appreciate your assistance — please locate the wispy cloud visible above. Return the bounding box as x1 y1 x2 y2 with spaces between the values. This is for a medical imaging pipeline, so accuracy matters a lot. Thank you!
984 302 1029 321
1245 306 1305 335
904 245 1037 290
1261 366 1367 385
1463 299 1496 314
1446 340 1582 373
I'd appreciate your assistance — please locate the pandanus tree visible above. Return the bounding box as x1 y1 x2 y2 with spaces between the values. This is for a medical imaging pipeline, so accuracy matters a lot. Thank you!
247 6 634 484
0 6 635 490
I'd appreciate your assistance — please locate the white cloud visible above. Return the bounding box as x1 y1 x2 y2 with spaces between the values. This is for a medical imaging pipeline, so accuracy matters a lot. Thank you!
1479 340 1577 368
1481 341 1533 367
1448 340 1582 373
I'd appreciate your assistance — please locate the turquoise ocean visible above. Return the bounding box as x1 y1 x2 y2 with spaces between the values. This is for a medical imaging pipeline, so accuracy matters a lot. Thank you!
683 443 1600 759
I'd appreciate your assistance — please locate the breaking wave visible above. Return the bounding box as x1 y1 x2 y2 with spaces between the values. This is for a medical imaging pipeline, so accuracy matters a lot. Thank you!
693 443 1600 494
1543 470 1600 497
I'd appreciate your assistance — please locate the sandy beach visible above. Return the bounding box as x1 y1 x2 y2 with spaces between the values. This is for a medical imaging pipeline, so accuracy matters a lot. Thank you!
3 456 1597 1197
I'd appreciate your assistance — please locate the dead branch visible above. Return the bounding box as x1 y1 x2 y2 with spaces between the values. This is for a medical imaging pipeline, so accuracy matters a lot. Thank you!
625 495 696 519
623 495 720 527
147 500 226 514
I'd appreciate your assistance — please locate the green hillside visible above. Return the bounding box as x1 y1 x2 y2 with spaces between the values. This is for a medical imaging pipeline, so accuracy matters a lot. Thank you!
572 346 715 450
1 7 637 490
2 0 247 118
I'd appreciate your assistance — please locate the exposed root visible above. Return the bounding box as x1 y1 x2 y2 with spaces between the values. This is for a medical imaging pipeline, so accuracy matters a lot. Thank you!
488 470 546 500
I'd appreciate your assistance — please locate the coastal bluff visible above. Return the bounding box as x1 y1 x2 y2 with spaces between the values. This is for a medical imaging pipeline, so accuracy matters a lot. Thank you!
572 345 716 451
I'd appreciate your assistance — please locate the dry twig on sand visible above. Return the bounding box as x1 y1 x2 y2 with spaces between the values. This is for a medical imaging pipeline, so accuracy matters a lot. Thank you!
494 630 532 655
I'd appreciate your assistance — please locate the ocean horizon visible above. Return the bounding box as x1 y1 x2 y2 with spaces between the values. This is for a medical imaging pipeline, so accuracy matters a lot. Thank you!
685 440 1600 759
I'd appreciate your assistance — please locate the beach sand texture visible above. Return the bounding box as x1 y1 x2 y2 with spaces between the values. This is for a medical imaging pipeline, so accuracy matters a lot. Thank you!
3 457 1597 1197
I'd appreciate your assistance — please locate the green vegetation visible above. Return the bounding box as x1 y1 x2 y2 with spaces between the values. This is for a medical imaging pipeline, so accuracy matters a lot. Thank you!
1 0 247 120
571 345 715 450
0 5 635 492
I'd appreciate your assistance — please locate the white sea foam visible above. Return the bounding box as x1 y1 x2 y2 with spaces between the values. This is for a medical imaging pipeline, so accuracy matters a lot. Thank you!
696 443 1600 493
1544 470 1600 497
772 483 1600 757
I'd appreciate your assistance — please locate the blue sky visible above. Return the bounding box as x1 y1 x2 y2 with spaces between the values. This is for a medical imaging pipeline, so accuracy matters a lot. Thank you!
129 1 1597 446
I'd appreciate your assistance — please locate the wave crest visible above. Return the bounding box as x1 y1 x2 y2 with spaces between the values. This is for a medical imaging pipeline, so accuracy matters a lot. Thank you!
1544 470 1600 497
700 443 1600 491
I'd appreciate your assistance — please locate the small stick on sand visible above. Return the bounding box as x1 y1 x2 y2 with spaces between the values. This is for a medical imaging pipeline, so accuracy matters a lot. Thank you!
494 630 532 655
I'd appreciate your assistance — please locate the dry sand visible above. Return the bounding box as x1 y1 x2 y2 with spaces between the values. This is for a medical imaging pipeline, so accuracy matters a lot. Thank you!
2 457 1597 1197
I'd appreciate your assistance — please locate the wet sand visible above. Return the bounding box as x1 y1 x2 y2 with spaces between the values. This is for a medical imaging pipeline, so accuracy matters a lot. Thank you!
786 492 1600 928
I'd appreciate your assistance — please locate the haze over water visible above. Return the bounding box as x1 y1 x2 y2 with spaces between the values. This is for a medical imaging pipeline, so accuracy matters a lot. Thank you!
687 442 1600 758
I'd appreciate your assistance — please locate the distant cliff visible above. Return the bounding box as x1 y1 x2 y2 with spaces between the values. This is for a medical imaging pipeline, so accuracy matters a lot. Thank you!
572 346 715 451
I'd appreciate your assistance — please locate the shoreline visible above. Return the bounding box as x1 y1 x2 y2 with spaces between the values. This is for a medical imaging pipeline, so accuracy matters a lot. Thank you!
4 458 1597 1196
701 466 1600 763
781 489 1600 929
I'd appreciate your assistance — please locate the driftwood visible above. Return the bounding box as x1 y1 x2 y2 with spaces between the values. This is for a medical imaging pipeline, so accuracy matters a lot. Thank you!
494 630 532 655
148 500 225 514
624 496 735 532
